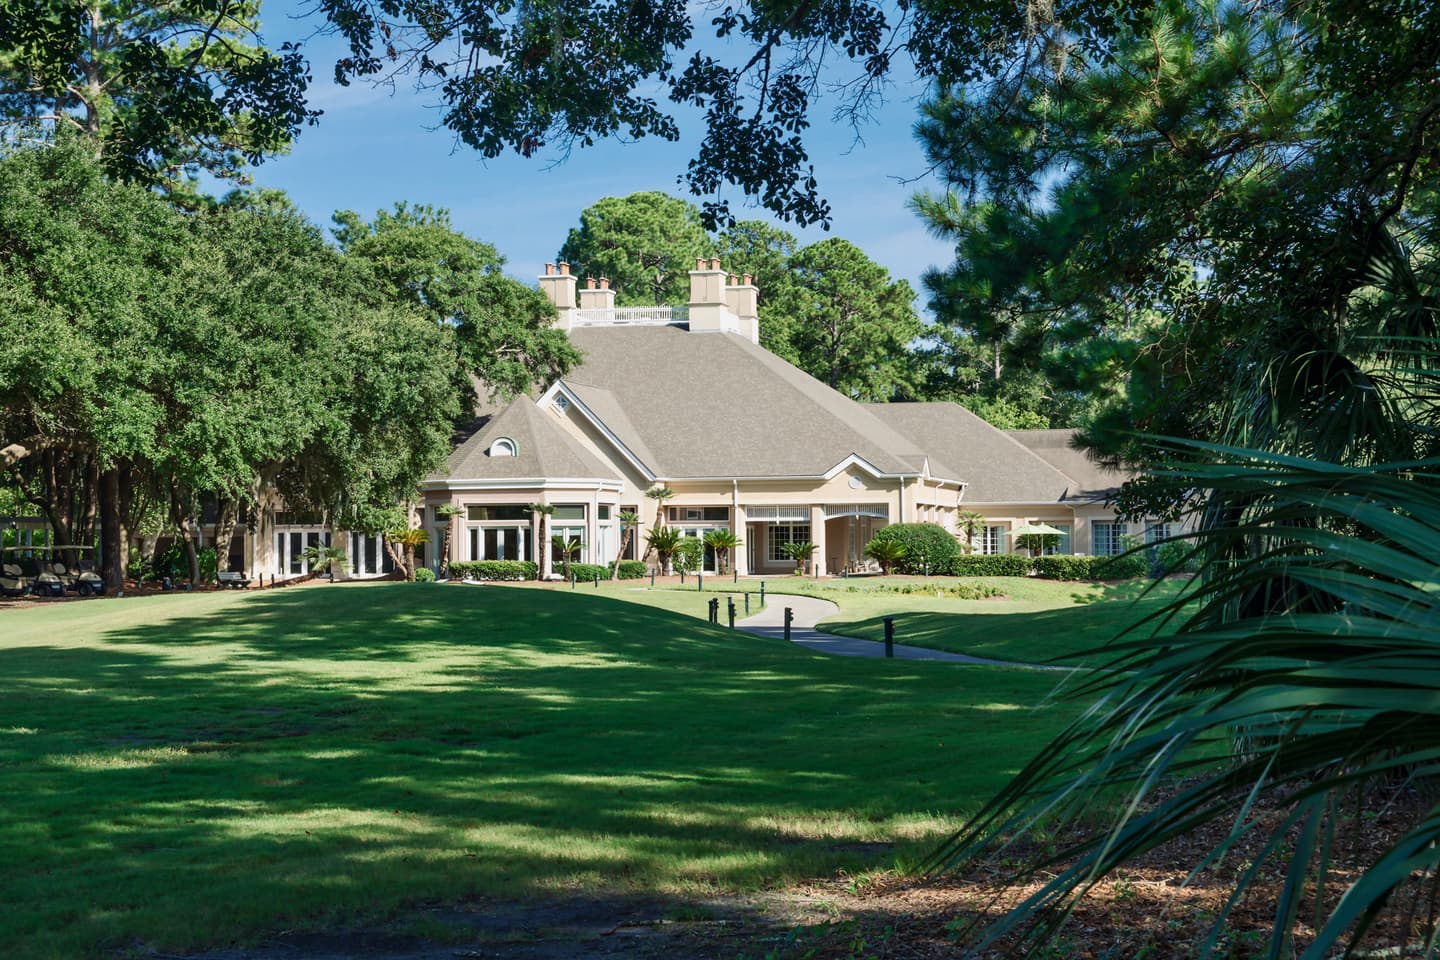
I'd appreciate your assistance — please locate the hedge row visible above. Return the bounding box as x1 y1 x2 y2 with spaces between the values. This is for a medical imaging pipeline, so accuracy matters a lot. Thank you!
941 553 1155 580
449 560 538 581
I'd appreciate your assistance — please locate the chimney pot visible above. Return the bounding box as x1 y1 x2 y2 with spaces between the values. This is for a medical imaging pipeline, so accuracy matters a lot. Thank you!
709 256 722 271
743 273 753 286
544 262 555 275
695 257 706 271
599 277 610 290
728 273 738 285
586 277 597 289
559 261 571 275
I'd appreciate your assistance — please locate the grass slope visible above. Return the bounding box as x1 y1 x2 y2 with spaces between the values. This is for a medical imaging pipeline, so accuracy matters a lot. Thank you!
1 584 1068 958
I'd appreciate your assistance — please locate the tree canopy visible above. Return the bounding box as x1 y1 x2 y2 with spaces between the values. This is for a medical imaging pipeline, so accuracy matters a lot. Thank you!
0 0 317 195
336 202 578 400
769 237 922 400
555 192 714 305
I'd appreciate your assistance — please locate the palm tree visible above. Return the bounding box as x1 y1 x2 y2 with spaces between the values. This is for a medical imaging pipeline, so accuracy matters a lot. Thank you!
434 504 462 578
644 525 681 575
300 542 349 581
529 502 555 578
702 528 741 575
781 540 817 576
386 527 430 582
863 537 906 575
610 509 641 580
956 511 986 554
551 534 580 580
642 486 674 560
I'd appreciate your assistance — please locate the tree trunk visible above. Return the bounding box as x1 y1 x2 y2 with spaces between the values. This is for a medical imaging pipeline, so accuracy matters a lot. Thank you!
383 538 407 580
100 467 123 592
439 525 453 579
611 528 633 580
213 498 239 573
403 543 416 581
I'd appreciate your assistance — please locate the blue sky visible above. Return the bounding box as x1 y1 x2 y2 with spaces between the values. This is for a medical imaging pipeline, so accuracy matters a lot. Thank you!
251 3 956 314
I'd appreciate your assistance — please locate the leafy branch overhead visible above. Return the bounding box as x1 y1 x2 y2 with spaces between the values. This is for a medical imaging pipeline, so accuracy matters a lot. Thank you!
309 0 1118 228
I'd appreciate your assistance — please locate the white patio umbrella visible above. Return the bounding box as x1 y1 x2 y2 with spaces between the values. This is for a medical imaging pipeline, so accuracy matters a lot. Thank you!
1011 522 1066 556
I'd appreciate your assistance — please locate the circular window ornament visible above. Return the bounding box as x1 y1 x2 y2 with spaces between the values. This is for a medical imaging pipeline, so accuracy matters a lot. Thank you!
848 476 863 490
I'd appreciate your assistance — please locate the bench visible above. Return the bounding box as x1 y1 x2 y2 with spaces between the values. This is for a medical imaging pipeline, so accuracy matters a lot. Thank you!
217 571 251 589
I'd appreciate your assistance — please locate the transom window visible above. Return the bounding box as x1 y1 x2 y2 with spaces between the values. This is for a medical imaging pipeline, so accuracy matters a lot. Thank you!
667 506 730 522
467 504 530 521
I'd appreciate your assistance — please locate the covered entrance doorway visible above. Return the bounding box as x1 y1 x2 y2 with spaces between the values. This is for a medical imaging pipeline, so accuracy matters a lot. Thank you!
822 503 889 573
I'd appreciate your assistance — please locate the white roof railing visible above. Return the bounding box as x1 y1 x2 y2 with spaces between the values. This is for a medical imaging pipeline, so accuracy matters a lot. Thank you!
571 306 690 327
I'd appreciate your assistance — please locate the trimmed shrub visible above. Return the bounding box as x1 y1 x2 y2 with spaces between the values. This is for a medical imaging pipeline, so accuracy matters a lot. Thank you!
610 560 647 580
567 562 609 582
1093 550 1149 580
414 567 437 582
869 523 960 575
1031 555 1100 581
1157 539 1201 574
672 538 703 574
946 554 1033 577
449 560 537 581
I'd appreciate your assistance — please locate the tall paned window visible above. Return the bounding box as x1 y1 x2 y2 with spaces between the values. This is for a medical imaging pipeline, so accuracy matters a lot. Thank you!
550 504 586 563
1145 522 1173 544
768 523 811 561
1093 522 1128 556
982 525 1008 555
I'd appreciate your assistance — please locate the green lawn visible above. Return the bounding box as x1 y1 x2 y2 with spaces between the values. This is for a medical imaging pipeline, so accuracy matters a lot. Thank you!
544 575 1184 664
815 579 1188 663
1 583 1072 958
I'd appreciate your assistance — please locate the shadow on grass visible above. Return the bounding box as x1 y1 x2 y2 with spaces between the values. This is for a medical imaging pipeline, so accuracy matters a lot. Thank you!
0 584 1070 957
824 593 1182 664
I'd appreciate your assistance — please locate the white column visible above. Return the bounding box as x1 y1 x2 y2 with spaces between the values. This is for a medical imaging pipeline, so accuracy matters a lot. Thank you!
810 505 826 577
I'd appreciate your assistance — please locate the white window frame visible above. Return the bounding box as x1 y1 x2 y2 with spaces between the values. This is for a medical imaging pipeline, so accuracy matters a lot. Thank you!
1094 521 1128 556
768 523 811 562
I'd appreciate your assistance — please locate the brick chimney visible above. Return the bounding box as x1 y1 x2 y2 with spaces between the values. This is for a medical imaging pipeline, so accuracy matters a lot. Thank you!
537 261 577 331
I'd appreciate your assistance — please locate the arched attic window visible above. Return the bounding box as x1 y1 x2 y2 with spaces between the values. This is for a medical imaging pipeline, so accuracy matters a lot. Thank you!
488 437 518 457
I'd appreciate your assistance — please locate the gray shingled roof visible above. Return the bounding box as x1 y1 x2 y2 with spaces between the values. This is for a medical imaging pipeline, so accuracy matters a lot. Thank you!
560 327 940 480
437 395 620 483
864 402 1078 503
1007 429 1127 501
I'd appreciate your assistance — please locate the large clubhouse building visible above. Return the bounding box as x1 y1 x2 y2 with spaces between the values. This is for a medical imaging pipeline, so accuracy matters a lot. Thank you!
303 258 1138 581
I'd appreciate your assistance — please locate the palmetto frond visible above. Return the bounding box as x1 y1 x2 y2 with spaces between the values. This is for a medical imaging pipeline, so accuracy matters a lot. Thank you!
932 447 1440 959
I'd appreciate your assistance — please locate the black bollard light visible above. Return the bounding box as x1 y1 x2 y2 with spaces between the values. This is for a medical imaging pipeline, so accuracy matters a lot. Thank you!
884 616 895 658
760 580 766 605
727 596 736 629
744 592 750 615
708 597 719 623
783 606 793 641
650 569 656 588
571 572 576 589
698 567 703 590
733 567 738 583
594 573 600 588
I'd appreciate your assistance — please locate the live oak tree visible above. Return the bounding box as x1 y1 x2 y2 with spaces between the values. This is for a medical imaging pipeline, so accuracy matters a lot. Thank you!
0 0 317 196
335 203 577 400
556 192 713 305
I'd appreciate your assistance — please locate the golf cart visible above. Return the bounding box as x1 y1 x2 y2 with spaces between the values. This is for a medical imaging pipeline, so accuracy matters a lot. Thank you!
1 548 33 597
1 547 64 597
47 546 107 596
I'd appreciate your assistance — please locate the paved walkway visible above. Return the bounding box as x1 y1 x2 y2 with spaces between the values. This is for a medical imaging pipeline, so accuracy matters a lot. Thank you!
734 594 1057 667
